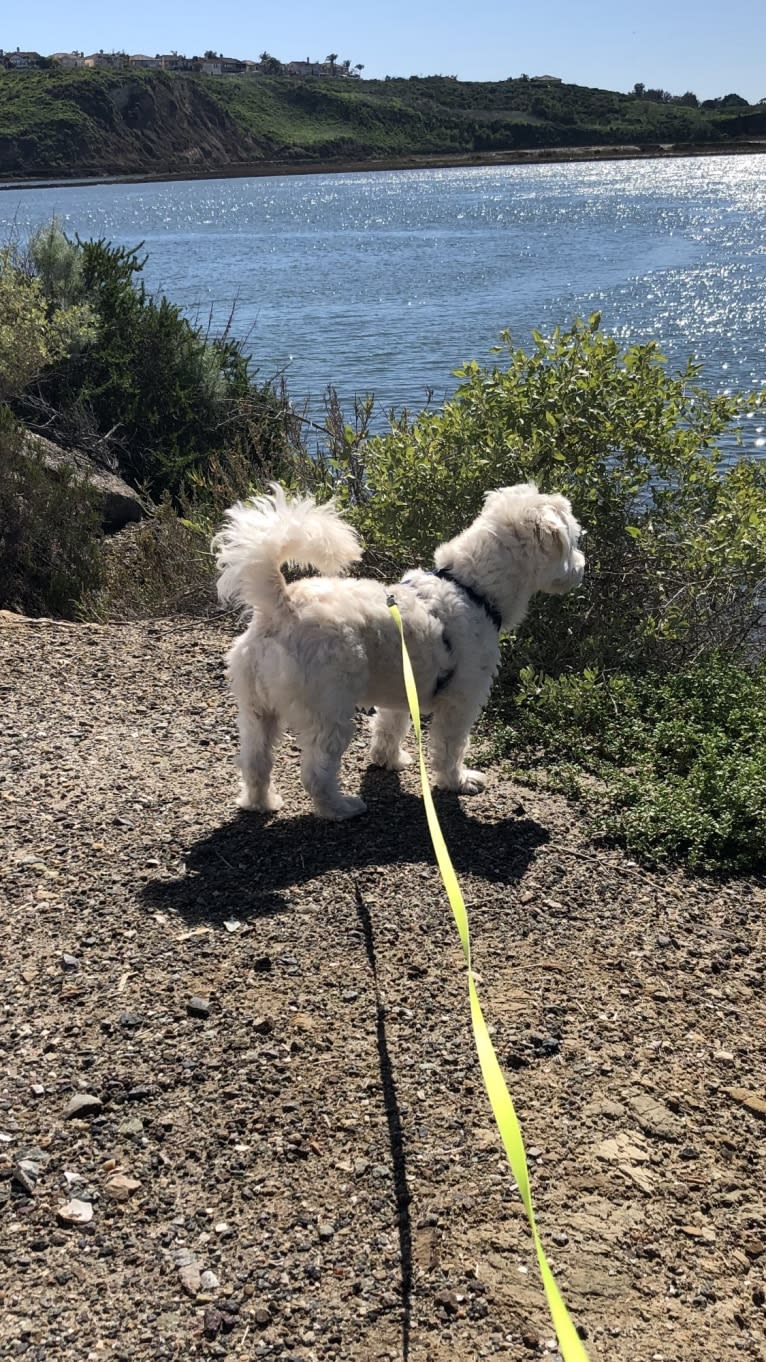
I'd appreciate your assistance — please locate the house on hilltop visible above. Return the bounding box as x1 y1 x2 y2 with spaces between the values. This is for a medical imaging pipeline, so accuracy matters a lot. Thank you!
4 48 43 68
285 59 333 79
200 55 245 75
50 51 85 67
84 51 129 68
157 54 197 71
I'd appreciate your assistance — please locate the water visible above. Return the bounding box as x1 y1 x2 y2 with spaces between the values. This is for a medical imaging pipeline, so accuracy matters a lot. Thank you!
2 155 765 452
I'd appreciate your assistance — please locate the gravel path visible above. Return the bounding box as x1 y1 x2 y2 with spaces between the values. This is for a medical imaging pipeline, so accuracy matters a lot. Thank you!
2 615 765 1362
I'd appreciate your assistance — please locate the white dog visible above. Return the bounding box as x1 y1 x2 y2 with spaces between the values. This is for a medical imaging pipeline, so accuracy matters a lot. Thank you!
213 483 584 820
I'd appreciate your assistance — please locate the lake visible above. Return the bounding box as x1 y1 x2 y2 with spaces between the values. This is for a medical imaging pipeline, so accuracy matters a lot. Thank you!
2 154 765 452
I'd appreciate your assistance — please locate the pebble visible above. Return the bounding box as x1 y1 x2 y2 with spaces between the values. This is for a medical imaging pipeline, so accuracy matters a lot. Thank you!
118 1117 144 1138
61 953 79 972
119 1012 143 1028
178 1263 201 1296
104 1173 141 1200
57 1198 93 1225
65 1093 103 1119
188 996 211 1018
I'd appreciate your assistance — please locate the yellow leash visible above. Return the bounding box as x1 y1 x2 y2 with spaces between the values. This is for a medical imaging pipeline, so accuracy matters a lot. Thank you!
388 600 590 1362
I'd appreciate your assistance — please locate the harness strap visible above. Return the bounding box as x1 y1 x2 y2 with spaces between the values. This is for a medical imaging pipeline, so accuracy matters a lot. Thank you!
431 567 503 632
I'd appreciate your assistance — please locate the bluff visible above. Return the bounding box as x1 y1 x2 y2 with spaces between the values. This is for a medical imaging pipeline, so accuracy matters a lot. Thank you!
1 68 765 180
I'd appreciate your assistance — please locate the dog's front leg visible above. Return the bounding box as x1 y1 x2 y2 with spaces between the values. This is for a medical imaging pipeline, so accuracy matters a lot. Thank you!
429 699 486 795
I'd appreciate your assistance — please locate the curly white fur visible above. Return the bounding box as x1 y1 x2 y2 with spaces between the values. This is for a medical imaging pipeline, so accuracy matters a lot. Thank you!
213 482 585 820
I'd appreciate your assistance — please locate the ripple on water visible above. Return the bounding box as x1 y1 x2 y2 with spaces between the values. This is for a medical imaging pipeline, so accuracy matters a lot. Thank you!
1 155 765 448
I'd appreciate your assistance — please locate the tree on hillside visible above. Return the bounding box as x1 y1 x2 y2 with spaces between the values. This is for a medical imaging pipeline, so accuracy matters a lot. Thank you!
326 52 338 75
259 51 282 74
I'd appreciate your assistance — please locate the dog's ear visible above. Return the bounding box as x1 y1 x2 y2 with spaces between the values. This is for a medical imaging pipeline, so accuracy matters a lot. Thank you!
533 507 569 556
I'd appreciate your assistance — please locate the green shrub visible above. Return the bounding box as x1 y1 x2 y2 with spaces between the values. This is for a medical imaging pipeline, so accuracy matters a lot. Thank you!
18 230 299 501
498 654 766 871
81 499 216 621
0 242 94 402
338 316 766 677
0 414 103 617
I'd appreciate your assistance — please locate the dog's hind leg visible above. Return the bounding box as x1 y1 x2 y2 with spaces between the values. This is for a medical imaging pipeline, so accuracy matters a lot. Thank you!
236 705 284 813
429 699 486 795
368 707 413 770
296 712 366 820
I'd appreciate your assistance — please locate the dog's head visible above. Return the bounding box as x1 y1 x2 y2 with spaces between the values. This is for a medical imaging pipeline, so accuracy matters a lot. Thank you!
482 483 585 596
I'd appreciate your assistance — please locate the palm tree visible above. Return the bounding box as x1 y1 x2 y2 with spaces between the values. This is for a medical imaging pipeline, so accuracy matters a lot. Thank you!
325 52 338 75
259 51 282 75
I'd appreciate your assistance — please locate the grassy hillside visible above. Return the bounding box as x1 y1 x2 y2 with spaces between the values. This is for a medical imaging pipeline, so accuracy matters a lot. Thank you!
0 68 765 178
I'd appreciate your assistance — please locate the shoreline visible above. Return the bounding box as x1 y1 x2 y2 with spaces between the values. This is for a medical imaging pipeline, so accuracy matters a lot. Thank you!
2 138 766 192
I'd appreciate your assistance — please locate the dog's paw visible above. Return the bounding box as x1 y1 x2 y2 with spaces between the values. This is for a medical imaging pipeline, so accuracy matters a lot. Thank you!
433 769 486 795
370 748 413 771
316 795 368 820
238 785 284 813
458 768 486 794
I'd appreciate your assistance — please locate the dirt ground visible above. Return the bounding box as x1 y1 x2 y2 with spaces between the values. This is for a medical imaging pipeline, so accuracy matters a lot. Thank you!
1 615 765 1362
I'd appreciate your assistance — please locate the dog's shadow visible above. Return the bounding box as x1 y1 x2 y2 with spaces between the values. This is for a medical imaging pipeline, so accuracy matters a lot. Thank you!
141 767 549 924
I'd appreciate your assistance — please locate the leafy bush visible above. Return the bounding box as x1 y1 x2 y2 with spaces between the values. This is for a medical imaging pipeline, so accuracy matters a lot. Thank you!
0 242 94 401
497 655 766 871
81 499 216 621
16 229 300 500
339 316 766 677
0 414 103 617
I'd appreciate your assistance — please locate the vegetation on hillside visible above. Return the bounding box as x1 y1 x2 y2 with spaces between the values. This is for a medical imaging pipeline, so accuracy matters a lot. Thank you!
1 224 765 872
0 67 765 177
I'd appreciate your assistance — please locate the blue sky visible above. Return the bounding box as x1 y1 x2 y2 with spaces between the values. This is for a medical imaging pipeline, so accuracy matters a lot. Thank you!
9 0 766 104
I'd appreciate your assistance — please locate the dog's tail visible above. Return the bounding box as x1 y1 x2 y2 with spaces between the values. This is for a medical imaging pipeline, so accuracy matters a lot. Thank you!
212 484 362 613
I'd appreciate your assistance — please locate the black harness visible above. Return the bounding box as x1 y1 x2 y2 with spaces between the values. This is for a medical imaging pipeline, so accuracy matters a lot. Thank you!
396 566 502 699
430 567 503 633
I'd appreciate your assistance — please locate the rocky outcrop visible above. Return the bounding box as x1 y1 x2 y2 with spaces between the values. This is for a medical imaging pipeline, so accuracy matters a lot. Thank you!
25 433 146 533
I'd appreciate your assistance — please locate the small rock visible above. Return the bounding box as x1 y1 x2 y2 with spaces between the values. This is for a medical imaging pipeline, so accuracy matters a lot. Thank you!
65 1093 103 1120
119 1012 143 1029
203 1306 223 1338
127 1086 152 1102
118 1117 144 1138
724 1087 766 1119
252 1016 273 1035
187 996 210 1019
713 1050 735 1063
103 1173 141 1201
200 1270 220 1291
178 1263 201 1296
57 1198 93 1226
252 956 272 973
318 1221 335 1241
12 1162 39 1195
436 1288 461 1314
254 1307 272 1327
61 954 79 972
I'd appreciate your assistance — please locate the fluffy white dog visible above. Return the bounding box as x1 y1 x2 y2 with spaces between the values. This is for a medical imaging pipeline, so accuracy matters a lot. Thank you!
213 483 584 820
